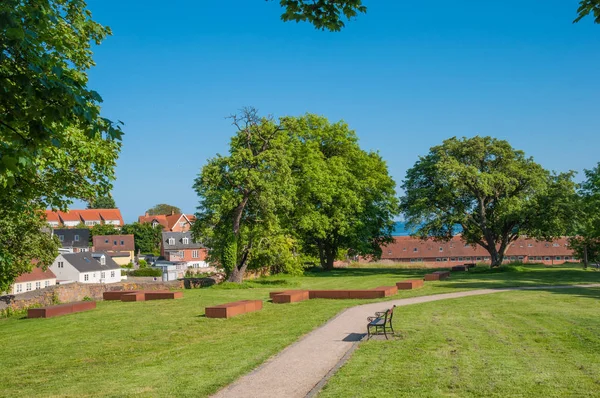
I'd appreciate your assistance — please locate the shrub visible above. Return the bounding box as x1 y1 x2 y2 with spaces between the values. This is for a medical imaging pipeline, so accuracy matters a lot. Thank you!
138 259 148 269
129 267 162 277
82 296 92 301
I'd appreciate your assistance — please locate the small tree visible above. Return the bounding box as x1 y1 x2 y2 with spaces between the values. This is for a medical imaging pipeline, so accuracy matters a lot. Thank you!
87 195 116 209
121 222 162 254
401 136 576 267
146 204 182 216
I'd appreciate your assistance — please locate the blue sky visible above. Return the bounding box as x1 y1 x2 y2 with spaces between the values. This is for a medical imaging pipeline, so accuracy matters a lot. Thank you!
84 0 600 222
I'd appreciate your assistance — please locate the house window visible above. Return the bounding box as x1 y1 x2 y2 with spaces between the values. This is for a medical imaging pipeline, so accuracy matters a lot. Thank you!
100 256 106 265
16 284 22 293
180 222 186 228
413 248 418 252
113 240 117 245
111 271 115 278
442 258 448 262
465 257 471 261
556 256 561 260
518 256 524 260
458 257 463 261
168 238 175 245
553 243 559 247
120 240 124 245
26 283 32 291
528 243 533 247
484 257 490 261
183 237 189 245
74 235 80 242
439 247 443 252
544 257 550 261
152 221 159 228
476 257 482 261
402 248 407 251
84 274 89 281
192 250 199 258
45 280 50 287
101 272 106 279
58 235 64 242
436 258 441 262
510 256 516 260
58 261 64 268
105 239 109 243
450 258 456 262
35 282 41 290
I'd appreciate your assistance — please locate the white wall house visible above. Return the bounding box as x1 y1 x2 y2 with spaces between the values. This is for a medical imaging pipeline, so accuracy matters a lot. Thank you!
50 252 121 284
11 268 57 295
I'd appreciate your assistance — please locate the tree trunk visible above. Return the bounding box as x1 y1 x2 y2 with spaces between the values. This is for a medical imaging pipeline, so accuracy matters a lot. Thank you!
228 263 248 283
320 244 336 271
583 244 588 269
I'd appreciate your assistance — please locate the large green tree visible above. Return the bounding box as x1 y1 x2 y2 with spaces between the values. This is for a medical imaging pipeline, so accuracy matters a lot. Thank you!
568 163 600 268
146 204 182 216
284 114 399 270
401 136 576 267
193 108 297 283
1 0 122 288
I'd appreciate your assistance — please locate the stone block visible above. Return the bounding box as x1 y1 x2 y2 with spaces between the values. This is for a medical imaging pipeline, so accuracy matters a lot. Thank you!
103 291 139 300
144 291 183 300
271 290 310 304
396 279 424 290
27 301 96 318
121 292 146 302
205 300 263 319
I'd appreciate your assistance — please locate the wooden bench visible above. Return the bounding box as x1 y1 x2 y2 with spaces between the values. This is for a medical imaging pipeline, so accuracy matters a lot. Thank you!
28 301 96 319
424 271 451 281
270 290 310 304
205 300 263 318
451 265 468 272
103 291 140 300
396 279 424 290
367 305 396 339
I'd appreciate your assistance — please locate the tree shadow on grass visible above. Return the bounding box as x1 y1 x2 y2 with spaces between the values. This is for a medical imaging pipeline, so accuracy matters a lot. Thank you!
304 267 430 279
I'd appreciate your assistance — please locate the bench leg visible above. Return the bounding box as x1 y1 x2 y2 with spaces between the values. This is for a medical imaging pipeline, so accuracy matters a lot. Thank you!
383 326 388 340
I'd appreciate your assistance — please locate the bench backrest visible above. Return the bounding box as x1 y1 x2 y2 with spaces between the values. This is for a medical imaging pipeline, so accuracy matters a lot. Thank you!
385 305 396 325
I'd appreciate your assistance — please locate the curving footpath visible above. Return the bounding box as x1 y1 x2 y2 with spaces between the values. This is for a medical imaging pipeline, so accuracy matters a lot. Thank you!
212 284 600 398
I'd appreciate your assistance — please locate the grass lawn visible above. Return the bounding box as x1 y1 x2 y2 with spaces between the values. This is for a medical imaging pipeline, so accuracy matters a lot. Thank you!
320 287 600 397
0 264 599 397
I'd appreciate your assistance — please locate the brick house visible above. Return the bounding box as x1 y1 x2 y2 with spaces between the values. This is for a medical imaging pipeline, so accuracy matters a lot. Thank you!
160 231 208 268
92 234 135 266
376 236 577 267
45 209 124 228
138 212 195 232
10 267 57 295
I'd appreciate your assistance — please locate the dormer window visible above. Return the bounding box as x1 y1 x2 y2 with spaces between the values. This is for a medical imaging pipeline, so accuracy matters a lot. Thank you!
74 235 79 242
113 240 117 245
100 256 105 265
152 221 159 228
180 222 186 228
182 237 189 245
413 248 418 252
168 238 175 245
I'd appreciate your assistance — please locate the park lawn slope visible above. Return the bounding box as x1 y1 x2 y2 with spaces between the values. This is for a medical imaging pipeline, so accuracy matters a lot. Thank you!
0 264 599 397
320 287 600 397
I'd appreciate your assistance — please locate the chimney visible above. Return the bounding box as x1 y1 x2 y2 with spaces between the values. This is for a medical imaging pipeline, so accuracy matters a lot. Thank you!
145 212 149 217
171 210 175 215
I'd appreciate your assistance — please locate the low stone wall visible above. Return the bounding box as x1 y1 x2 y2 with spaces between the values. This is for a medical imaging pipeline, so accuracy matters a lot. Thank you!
0 280 184 314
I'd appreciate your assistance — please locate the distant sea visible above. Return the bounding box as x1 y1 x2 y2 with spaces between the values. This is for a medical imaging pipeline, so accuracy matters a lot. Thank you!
392 221 412 236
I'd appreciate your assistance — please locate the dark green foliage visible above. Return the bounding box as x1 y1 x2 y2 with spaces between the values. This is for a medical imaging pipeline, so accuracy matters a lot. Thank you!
128 267 162 277
277 0 366 31
575 0 600 23
401 136 576 267
146 204 181 216
0 0 121 289
138 259 148 269
87 195 116 209
121 222 162 254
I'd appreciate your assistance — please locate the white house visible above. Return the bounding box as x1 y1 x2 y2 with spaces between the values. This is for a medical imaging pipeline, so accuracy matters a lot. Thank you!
50 252 121 284
10 267 57 295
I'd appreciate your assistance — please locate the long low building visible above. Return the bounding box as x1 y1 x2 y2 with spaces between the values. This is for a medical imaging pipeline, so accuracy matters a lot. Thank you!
378 236 576 266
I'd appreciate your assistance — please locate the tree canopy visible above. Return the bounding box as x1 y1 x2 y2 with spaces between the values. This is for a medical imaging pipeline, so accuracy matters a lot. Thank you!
193 109 398 281
146 204 182 216
284 114 399 269
568 163 600 267
87 195 117 209
400 136 576 267
121 223 162 254
193 108 297 282
0 0 122 289
274 0 598 31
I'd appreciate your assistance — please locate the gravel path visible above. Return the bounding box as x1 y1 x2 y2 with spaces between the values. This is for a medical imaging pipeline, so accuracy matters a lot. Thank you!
212 284 600 398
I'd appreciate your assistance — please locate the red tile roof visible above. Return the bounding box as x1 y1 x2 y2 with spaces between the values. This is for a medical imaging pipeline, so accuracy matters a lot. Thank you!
381 236 574 260
138 213 195 231
44 209 124 226
15 267 56 283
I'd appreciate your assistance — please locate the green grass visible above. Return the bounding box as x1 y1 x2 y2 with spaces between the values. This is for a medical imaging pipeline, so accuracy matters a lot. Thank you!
320 288 600 397
0 263 599 397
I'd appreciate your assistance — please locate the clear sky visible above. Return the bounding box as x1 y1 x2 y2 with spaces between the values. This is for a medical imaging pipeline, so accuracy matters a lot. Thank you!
84 0 600 223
